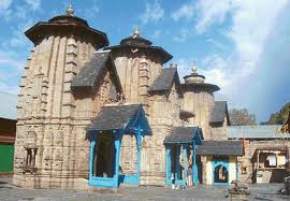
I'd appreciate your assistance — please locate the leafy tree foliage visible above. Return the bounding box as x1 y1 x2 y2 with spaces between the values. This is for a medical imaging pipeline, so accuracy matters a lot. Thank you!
229 108 256 126
266 102 290 125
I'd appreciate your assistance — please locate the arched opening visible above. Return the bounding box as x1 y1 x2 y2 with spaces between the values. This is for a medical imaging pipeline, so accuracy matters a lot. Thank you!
214 164 228 184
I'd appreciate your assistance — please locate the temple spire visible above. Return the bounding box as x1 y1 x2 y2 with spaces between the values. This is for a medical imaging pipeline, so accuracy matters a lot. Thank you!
66 0 74 16
132 26 140 38
192 62 198 74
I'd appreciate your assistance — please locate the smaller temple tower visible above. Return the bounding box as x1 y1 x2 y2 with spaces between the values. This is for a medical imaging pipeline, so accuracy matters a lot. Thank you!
106 28 172 104
182 66 228 140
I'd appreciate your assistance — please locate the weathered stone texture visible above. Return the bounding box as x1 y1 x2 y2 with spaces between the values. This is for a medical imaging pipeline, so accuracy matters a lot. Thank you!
238 140 290 184
14 11 229 189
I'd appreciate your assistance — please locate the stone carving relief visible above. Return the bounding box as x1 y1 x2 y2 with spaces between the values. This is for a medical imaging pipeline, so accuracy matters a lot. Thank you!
23 131 38 173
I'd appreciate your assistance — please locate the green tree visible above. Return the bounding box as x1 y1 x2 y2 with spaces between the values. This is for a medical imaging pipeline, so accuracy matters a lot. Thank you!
267 102 290 125
229 108 256 126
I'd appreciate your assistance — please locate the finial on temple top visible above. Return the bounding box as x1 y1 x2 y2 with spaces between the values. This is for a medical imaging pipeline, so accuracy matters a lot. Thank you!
192 64 198 74
132 26 141 38
66 0 74 16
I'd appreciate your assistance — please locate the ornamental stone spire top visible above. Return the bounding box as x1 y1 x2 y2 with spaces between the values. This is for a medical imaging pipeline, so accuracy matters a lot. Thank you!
66 0 74 16
132 26 140 38
184 63 205 84
192 65 198 74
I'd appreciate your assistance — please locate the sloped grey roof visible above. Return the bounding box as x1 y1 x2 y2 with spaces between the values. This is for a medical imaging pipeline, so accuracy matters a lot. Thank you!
149 68 179 92
181 82 220 93
228 125 290 139
26 15 108 47
164 127 202 144
120 35 152 46
210 101 229 124
0 91 17 120
197 140 243 156
71 52 110 88
106 34 172 64
88 104 142 131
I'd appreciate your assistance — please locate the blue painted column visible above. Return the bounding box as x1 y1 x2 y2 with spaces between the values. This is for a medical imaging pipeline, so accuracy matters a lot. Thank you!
114 131 121 187
89 140 96 179
192 142 199 185
136 128 142 183
176 145 180 182
165 147 171 185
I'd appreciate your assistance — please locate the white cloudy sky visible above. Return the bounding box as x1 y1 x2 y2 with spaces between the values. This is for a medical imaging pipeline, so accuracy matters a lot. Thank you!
0 0 290 122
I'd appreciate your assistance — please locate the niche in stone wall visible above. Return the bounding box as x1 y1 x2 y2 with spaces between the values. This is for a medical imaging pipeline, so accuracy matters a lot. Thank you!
54 130 64 146
53 148 63 171
23 131 38 173
32 70 44 99
24 146 38 173
43 147 53 171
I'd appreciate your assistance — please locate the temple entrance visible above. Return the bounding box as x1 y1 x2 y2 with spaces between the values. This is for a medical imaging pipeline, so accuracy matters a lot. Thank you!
196 155 203 183
213 156 229 184
93 133 116 178
87 104 150 188
170 145 182 182
166 144 191 186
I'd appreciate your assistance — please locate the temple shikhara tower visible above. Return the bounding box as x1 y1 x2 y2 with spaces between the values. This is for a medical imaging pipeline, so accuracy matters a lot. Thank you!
13 4 244 189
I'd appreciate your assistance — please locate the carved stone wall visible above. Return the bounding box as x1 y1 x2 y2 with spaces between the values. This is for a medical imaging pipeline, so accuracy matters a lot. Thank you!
210 117 228 140
14 31 117 189
120 134 137 174
182 90 215 140
140 84 183 185
112 52 162 106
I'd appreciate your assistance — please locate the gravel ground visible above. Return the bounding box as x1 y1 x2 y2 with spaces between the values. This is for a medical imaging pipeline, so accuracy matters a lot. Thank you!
0 177 289 201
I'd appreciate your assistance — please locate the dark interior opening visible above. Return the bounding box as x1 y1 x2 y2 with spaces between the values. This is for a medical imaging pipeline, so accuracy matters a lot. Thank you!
196 155 203 183
214 165 228 183
93 133 116 177
170 144 184 181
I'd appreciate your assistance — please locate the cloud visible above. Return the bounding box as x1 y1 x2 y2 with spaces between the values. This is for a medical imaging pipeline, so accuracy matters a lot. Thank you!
80 0 100 19
171 0 232 33
0 51 24 94
0 0 12 19
24 0 41 11
1 19 34 48
0 0 12 10
173 28 192 42
171 2 195 21
0 52 23 70
152 30 161 39
140 0 164 24
174 0 289 121
195 0 233 33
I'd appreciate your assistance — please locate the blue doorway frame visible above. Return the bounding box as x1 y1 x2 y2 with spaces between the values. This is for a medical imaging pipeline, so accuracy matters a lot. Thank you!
87 105 151 188
88 130 121 188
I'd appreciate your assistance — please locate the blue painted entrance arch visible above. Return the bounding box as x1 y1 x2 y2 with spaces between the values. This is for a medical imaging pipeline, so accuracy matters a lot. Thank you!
87 105 150 188
212 157 229 185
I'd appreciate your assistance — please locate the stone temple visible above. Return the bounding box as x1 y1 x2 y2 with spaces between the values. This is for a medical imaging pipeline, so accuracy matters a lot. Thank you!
13 6 244 189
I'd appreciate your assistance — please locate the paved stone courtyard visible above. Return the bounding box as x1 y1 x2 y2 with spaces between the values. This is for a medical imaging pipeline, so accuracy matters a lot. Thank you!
0 177 289 201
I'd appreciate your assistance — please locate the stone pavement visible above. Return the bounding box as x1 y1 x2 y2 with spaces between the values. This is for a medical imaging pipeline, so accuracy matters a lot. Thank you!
0 177 289 201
